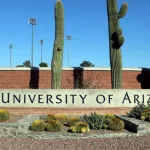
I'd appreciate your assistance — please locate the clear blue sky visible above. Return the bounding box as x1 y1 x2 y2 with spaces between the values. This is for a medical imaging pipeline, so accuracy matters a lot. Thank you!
0 0 149 68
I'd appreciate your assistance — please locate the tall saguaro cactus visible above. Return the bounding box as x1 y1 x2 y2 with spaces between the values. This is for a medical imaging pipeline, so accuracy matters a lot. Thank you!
51 0 64 89
107 0 128 89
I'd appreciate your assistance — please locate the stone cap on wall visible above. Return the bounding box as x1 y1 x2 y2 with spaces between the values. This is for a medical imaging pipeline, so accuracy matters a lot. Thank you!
0 67 147 71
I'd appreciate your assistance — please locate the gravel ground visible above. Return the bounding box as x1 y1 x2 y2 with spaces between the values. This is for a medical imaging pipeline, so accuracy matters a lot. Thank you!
0 115 24 123
0 135 150 150
6 115 24 123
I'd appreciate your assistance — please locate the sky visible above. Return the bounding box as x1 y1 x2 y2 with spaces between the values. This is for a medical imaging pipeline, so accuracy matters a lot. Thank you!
0 0 149 68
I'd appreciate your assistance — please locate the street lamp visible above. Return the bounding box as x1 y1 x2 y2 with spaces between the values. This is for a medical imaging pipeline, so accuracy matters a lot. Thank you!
40 40 44 63
28 18 36 67
9 44 13 67
66 36 72 67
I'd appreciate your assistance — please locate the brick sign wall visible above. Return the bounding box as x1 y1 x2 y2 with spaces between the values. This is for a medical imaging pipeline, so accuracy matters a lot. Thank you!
0 67 149 89
0 67 150 115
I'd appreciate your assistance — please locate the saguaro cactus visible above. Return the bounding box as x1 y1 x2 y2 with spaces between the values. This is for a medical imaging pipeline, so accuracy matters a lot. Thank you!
107 0 128 89
51 0 64 89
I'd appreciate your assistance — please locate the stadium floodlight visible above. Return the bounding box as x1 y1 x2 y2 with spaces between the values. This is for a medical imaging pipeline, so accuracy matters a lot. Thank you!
66 36 72 67
40 40 44 63
28 18 36 67
28 18 36 25
9 44 13 67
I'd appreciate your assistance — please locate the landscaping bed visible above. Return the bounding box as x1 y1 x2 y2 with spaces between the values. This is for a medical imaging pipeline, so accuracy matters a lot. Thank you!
37 114 132 135
0 103 150 140
0 113 148 140
29 120 133 137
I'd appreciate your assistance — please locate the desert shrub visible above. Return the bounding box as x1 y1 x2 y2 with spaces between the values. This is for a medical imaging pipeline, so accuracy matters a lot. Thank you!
103 114 116 123
68 117 80 127
39 62 48 67
30 120 45 132
45 120 62 132
3 110 10 118
55 114 68 125
127 103 150 119
149 115 150 122
104 114 115 120
0 109 10 121
45 114 56 123
108 118 124 131
65 73 101 89
140 110 150 121
70 126 78 133
80 112 109 130
69 121 90 133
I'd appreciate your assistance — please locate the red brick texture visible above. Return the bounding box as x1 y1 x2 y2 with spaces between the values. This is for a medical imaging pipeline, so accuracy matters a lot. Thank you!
0 68 148 115
0 107 132 115
0 69 147 89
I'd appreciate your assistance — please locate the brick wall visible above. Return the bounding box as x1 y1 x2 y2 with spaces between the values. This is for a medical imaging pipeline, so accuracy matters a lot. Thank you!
0 67 149 115
0 107 132 115
0 67 149 89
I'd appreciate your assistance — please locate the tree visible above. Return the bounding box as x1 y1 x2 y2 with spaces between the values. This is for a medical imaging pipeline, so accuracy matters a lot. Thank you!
16 60 31 67
80 60 94 67
16 65 25 67
23 60 31 67
39 62 48 67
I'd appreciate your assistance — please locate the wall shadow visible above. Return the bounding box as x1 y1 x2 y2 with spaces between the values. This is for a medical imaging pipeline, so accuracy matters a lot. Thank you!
137 68 150 89
29 67 39 89
72 67 84 89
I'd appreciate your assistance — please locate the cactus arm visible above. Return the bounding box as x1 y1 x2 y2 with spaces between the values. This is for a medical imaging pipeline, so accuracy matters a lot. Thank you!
118 2 128 18
51 0 64 89
117 35 124 48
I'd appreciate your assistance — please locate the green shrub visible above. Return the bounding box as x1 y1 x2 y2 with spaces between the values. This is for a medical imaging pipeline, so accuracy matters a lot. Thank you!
0 109 10 121
55 114 68 125
30 120 45 132
45 120 62 132
140 110 150 121
68 117 80 127
39 62 48 67
80 112 109 130
108 118 124 131
4 110 10 118
45 114 56 123
127 103 150 119
148 115 150 122
104 114 115 120
70 121 90 133
70 126 78 133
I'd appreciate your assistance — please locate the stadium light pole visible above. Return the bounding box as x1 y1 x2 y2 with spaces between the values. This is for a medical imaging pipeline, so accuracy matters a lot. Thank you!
40 40 44 63
28 18 36 67
9 44 13 67
66 36 72 67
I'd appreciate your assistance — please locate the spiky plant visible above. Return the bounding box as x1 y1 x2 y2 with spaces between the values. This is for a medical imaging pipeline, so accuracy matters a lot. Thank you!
68 117 80 127
45 120 62 132
127 103 149 119
80 112 109 130
140 110 150 121
108 118 124 131
30 120 45 132
45 114 56 123
107 0 128 89
51 0 64 89
54 114 68 125
0 109 10 122
75 121 90 133
69 122 90 133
